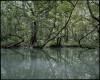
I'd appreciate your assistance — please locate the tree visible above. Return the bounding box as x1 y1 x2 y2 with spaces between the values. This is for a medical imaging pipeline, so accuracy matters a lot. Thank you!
1 0 99 49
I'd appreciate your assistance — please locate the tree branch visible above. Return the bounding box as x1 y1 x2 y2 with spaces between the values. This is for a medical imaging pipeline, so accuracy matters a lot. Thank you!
41 1 78 48
78 24 99 47
1 34 24 48
86 0 99 22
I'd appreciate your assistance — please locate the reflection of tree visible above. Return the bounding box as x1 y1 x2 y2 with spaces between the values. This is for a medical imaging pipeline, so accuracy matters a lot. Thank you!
41 49 56 78
78 49 98 78
56 48 61 61
41 48 70 78
41 48 99 79
1 49 25 79
9 49 24 59
5 49 35 79
1 48 99 79
29 49 42 79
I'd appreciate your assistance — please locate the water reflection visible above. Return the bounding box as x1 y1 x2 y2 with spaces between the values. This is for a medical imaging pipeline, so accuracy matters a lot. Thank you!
1 48 99 79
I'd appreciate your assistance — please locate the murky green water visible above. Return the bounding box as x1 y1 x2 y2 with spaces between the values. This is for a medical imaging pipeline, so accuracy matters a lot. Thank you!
1 47 99 79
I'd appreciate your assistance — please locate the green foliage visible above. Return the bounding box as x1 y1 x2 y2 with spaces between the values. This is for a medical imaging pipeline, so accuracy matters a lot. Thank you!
1 1 99 48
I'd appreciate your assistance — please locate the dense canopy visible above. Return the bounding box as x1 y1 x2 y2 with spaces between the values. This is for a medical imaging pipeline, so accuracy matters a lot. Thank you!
1 0 99 48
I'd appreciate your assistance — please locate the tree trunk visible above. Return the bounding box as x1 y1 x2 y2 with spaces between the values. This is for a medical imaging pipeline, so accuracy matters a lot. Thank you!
30 21 37 48
56 37 61 46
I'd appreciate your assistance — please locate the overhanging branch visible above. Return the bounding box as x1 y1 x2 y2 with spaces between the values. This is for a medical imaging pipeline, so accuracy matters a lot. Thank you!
86 0 99 22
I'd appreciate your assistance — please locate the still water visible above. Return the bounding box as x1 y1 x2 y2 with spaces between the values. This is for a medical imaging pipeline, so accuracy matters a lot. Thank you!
1 47 99 79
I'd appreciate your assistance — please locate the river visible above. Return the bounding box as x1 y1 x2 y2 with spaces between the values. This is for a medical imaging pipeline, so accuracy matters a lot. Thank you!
1 47 99 79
